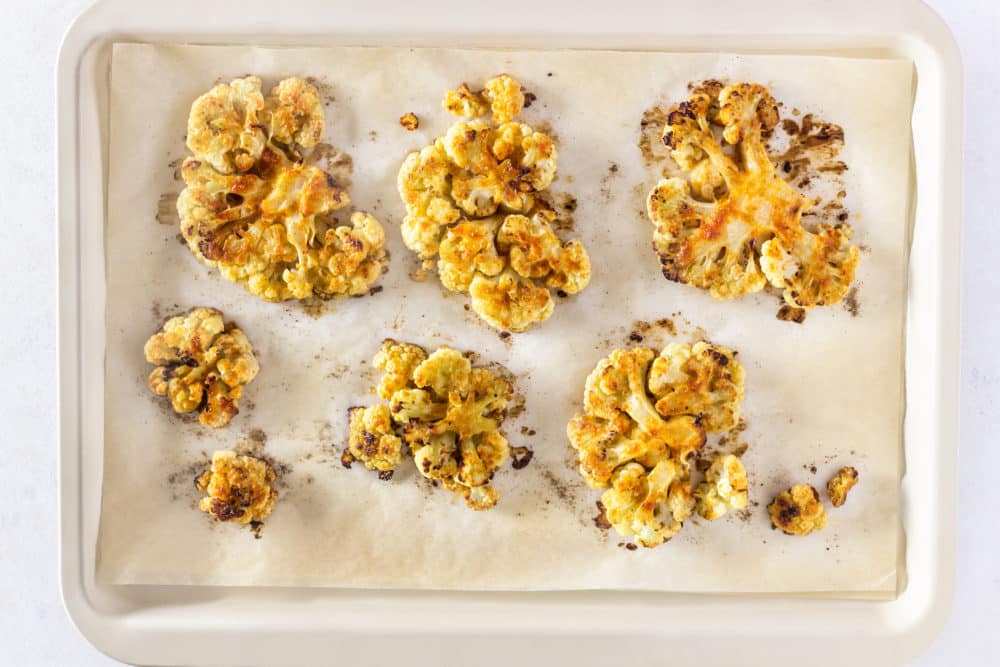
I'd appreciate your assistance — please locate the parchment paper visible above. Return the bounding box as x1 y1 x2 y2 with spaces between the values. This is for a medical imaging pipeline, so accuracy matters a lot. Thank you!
98 44 912 593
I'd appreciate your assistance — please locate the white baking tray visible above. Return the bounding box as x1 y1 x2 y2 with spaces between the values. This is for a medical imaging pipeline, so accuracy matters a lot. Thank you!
56 0 962 664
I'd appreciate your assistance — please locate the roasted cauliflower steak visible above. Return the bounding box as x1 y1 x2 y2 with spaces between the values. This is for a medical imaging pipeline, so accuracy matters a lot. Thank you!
348 339 517 510
646 82 859 309
196 450 277 524
568 341 747 547
399 74 590 332
179 76 388 302
144 307 259 428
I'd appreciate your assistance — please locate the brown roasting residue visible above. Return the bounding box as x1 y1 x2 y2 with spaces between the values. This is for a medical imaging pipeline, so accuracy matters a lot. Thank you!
776 304 807 324
638 105 671 166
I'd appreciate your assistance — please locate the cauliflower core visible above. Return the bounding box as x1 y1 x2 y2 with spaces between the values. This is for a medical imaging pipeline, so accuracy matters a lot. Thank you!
144 307 259 428
768 484 827 536
179 76 388 302
349 340 515 510
827 466 859 507
196 450 277 524
568 342 746 547
646 82 860 309
398 74 590 332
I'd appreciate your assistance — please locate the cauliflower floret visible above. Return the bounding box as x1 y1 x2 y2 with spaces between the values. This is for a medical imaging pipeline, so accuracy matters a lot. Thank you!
768 484 828 536
352 342 517 510
348 404 404 472
694 454 749 520
196 450 277 524
443 74 525 124
601 459 694 548
646 82 859 309
497 210 591 294
144 307 259 428
827 466 859 507
438 218 505 292
264 77 324 148
647 341 745 432
373 339 428 400
186 76 266 174
178 77 387 302
398 75 584 332
482 74 526 123
469 270 555 333
443 83 490 119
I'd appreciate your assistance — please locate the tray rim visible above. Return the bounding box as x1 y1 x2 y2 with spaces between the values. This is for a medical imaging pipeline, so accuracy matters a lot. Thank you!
56 0 962 664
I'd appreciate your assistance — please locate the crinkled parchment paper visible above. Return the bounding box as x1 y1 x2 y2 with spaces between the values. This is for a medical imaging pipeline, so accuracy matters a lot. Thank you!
98 44 912 594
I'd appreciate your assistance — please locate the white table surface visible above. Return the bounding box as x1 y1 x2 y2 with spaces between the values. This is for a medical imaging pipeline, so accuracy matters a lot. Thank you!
1 0 994 664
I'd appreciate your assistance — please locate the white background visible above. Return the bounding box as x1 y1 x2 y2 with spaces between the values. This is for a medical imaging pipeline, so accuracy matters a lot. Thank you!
0 0 993 664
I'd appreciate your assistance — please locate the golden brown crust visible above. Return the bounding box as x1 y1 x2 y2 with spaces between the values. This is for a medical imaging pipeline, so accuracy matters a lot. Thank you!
646 82 859 309
768 484 828 536
196 450 277 524
827 466 859 507
399 74 589 331
144 307 259 428
178 76 388 302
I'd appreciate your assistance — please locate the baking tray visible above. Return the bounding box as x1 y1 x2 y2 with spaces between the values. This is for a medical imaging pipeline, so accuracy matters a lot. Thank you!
56 0 962 664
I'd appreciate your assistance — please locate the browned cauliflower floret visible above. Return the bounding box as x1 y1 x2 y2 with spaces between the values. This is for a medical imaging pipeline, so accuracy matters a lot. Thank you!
144 307 259 428
264 77 324 148
602 459 694 547
647 341 745 432
468 270 554 332
768 484 828 536
186 76 266 174
497 210 591 294
178 76 388 303
827 466 859 507
399 74 587 331
646 82 859 309
443 74 525 123
350 341 519 510
569 344 748 548
196 450 277 524
372 339 428 400
694 454 749 520
348 404 404 472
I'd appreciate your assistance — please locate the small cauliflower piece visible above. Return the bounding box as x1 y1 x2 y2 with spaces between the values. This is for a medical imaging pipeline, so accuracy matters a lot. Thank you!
399 112 419 131
646 82 859 309
186 76 266 174
647 341 745 432
695 454 749 520
196 450 277 524
178 77 388 302
352 341 518 510
348 404 404 472
144 307 259 428
398 74 585 332
768 484 828 536
827 466 859 507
